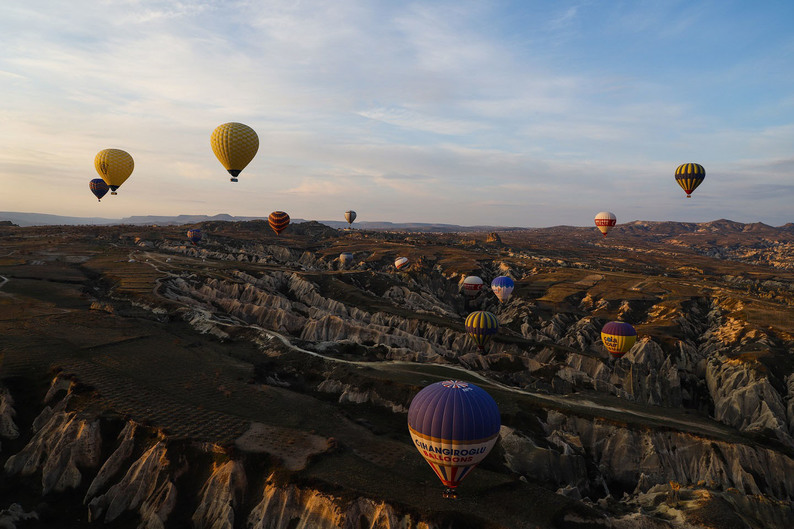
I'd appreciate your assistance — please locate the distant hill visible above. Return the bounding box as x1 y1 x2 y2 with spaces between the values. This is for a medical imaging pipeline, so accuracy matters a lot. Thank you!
0 211 790 236
0 211 518 232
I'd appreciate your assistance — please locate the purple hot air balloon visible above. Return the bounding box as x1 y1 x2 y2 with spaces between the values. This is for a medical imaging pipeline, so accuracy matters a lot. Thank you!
407 380 501 497
89 178 109 202
186 229 202 245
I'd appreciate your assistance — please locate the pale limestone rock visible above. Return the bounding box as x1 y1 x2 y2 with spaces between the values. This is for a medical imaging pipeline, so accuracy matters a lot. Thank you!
4 403 101 494
192 460 247 529
248 475 436 529
0 387 19 441
87 441 179 526
85 422 138 502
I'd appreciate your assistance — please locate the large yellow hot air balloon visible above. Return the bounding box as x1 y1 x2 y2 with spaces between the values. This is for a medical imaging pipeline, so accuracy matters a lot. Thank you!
211 122 259 182
94 149 134 195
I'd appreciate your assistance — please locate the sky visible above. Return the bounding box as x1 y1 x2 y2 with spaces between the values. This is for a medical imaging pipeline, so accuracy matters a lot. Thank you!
1 0 793 227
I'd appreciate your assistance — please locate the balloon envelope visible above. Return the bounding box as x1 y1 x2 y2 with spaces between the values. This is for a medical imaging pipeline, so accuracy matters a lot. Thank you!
344 210 357 225
675 163 705 198
462 276 484 297
268 211 290 235
187 229 202 245
594 211 617 237
491 276 515 303
211 122 259 182
94 149 134 195
394 257 409 269
89 178 109 201
408 380 501 490
464 311 499 350
601 321 637 358
339 252 354 265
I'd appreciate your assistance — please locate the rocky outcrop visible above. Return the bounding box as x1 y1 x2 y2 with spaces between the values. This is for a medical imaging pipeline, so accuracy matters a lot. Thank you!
87 441 181 527
248 474 437 529
192 460 246 529
4 397 102 494
0 386 19 443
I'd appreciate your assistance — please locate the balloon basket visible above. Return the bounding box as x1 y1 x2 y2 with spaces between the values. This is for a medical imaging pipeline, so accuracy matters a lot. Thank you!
111 191 117 195
442 488 458 499
230 177 238 182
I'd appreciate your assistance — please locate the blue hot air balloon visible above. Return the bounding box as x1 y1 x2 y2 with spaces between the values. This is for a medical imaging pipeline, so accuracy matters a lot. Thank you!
89 178 109 202
408 380 501 497
187 229 202 245
491 276 515 303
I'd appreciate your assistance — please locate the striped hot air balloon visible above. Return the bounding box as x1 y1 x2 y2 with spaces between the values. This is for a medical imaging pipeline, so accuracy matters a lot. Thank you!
675 163 705 198
268 211 290 235
394 256 409 270
344 210 356 227
594 211 617 237
211 122 259 182
408 380 501 497
465 311 499 351
187 229 202 245
94 149 134 195
491 276 514 304
462 276 484 297
601 321 637 359
89 178 109 202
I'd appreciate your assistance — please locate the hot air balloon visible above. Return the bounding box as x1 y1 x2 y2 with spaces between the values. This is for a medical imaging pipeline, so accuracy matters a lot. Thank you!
339 252 354 265
675 163 705 198
344 210 357 228
394 257 409 270
408 380 501 498
464 311 499 351
94 149 134 195
594 211 616 237
187 229 202 245
601 321 637 359
491 276 514 304
462 276 484 297
268 211 290 235
89 179 109 202
211 122 259 182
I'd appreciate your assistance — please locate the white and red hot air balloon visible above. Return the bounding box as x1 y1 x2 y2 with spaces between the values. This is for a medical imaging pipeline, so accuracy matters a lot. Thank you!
594 211 617 237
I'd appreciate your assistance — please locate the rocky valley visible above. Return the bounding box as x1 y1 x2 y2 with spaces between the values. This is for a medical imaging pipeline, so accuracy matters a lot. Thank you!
0 219 792 528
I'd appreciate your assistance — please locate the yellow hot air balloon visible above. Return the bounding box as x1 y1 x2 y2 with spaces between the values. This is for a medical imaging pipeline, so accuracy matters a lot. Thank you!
94 149 134 195
211 122 259 182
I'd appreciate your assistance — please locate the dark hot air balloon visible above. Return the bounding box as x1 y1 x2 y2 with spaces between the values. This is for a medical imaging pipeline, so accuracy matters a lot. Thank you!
187 229 202 245
344 210 356 228
408 380 501 498
89 178 109 201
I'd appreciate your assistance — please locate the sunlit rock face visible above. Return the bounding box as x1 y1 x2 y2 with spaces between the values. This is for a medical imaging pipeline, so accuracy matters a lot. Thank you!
247 474 437 529
542 411 794 502
3 397 102 495
192 460 247 529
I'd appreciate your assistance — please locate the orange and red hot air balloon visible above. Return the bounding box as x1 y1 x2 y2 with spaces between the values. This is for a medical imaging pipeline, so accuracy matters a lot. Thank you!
268 211 290 235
